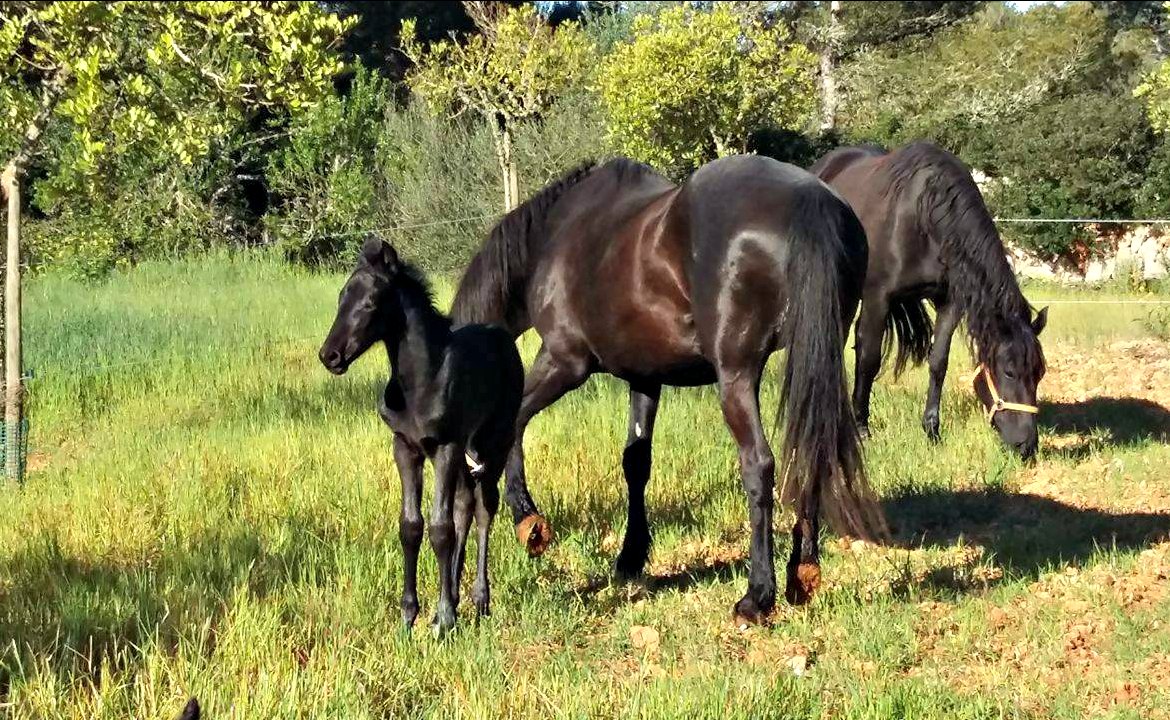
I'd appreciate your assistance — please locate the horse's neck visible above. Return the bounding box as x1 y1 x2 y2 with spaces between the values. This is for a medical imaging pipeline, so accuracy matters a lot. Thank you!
384 292 451 391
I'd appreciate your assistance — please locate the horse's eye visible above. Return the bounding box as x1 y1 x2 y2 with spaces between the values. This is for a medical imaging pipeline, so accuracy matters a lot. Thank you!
1004 369 1017 381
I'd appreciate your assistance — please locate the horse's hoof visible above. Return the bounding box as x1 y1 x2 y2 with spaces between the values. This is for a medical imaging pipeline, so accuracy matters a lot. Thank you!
784 562 821 606
732 594 775 627
857 424 872 441
516 514 553 557
614 542 650 580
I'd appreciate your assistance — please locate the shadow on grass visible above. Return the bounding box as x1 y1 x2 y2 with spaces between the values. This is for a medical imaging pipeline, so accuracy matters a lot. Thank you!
884 488 1170 578
0 516 354 698
1040 396 1170 448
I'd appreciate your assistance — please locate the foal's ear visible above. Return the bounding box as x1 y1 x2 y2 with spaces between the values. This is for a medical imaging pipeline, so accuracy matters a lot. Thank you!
1032 306 1048 336
360 237 400 273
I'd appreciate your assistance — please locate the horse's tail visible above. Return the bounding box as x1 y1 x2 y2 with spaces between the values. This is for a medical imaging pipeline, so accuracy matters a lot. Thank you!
884 298 933 377
779 186 887 542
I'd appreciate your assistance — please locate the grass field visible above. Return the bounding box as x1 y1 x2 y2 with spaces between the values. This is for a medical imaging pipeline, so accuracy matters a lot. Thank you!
2 253 1169 719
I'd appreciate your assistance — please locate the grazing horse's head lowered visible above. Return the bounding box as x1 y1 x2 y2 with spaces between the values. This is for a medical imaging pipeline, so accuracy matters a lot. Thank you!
974 307 1047 460
319 237 403 375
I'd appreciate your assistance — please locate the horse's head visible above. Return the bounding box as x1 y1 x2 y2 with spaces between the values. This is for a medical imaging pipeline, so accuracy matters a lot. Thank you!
973 307 1048 459
319 236 401 375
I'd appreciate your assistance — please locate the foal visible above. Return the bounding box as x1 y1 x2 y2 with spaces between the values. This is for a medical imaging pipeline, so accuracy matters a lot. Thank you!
319 237 523 634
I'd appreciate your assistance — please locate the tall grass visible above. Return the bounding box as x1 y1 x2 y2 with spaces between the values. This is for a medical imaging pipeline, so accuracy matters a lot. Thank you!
2 253 1167 719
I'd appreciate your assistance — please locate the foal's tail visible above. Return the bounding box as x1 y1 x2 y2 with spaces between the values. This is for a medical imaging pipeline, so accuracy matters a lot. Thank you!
779 188 888 542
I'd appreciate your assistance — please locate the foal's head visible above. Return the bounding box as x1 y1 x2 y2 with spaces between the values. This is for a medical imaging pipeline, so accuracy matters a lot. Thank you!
319 237 405 375
974 307 1048 459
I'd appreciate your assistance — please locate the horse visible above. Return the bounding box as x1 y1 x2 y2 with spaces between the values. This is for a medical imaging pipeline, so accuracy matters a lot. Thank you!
450 155 886 623
810 141 1047 459
319 237 524 634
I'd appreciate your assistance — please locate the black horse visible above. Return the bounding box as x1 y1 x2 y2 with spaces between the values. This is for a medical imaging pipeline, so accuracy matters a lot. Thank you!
811 142 1047 458
451 155 885 623
319 237 524 634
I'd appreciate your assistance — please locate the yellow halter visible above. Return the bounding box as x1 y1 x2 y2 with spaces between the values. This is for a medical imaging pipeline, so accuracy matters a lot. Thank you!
967 364 1039 424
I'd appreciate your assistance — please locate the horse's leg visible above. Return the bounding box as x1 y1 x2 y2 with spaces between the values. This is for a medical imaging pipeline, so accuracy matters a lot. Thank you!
852 297 889 439
429 442 462 636
922 299 962 442
785 479 822 606
471 477 500 618
718 366 776 624
451 475 475 611
505 345 589 556
393 433 424 629
615 382 661 578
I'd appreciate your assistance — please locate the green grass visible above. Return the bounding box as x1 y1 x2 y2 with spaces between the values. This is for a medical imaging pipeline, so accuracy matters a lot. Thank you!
2 252 1168 719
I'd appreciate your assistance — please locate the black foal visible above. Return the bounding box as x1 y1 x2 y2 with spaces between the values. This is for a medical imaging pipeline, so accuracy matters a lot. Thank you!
319 237 523 635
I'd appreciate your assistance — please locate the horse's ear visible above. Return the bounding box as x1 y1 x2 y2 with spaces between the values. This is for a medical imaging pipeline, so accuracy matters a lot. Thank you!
1032 306 1048 336
380 241 400 273
360 237 383 265
360 237 399 274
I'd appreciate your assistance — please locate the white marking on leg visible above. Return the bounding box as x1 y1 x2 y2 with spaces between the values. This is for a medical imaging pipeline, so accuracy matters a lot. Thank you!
465 452 484 473
635 423 642 438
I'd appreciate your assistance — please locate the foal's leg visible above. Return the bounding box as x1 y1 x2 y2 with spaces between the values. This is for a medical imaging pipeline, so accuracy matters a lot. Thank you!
471 477 500 617
718 367 777 624
852 297 889 439
922 299 962 442
451 476 476 611
615 382 661 578
429 443 462 635
505 345 589 556
393 434 425 629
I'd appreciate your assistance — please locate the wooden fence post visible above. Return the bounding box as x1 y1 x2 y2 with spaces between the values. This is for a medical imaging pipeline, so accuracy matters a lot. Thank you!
4 163 22 483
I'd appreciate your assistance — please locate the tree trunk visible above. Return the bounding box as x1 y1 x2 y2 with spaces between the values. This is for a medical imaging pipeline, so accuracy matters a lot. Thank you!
490 113 519 212
4 165 21 483
2 72 66 482
504 123 519 212
820 0 842 132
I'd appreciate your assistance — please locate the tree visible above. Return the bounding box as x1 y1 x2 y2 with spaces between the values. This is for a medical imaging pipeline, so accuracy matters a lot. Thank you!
842 2 1108 149
596 4 817 174
1137 3 1170 131
401 2 595 211
0 1 352 480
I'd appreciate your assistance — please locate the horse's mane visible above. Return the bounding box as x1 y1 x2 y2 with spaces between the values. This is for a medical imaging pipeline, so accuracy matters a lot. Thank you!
884 142 1040 369
391 257 452 332
450 157 656 331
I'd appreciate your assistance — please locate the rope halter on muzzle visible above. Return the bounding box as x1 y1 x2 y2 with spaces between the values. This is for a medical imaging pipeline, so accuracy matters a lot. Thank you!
967 364 1039 424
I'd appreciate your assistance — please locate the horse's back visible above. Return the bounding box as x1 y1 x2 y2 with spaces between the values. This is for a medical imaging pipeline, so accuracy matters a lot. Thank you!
680 155 865 363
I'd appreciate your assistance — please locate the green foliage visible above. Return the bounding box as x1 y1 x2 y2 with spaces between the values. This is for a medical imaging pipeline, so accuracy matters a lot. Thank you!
979 92 1154 260
0 1 352 170
401 5 594 126
597 4 816 174
843 3 1108 150
265 68 392 266
1136 3 1170 131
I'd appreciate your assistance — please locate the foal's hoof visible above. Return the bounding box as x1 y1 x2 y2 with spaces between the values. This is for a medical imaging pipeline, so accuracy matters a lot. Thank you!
516 514 553 557
857 424 872 441
732 594 775 627
784 562 821 606
922 413 941 443
431 611 457 639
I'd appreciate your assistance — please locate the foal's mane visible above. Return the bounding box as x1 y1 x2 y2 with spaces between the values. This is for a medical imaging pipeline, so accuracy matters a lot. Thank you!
884 142 1039 368
450 158 656 329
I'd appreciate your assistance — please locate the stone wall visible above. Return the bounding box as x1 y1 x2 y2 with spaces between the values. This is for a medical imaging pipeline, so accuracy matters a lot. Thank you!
1005 225 1170 284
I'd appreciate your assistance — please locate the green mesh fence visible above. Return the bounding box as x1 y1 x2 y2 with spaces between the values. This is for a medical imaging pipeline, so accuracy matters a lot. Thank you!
1 416 28 481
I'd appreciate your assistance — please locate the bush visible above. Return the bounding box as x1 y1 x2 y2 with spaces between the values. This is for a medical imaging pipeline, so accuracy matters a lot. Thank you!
977 92 1155 260
265 68 393 267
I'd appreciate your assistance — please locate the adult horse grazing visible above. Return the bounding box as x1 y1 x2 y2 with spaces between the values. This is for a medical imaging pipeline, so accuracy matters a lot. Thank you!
319 237 524 635
811 142 1047 459
451 155 885 622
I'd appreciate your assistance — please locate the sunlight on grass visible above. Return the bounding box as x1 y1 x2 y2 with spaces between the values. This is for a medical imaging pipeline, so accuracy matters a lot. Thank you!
1 253 1167 719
